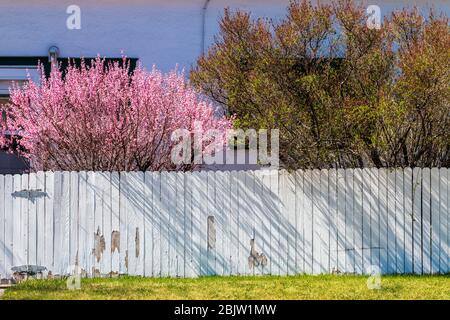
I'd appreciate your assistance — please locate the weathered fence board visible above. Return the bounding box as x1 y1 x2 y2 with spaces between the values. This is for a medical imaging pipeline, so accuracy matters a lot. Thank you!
363 168 371 272
443 168 448 274
12 175 24 268
111 172 120 276
183 172 194 277
69 172 78 275
431 168 440 274
387 170 396 274
328 169 337 274
378 169 388 274
345 169 354 274
61 172 71 275
422 168 432 274
4 175 13 277
336 169 346 273
0 168 449 279
28 173 36 267
395 169 404 274
369 168 380 272
412 168 422 274
0 175 5 277
259 171 272 276
36 172 45 269
304 169 315 274
404 168 413 274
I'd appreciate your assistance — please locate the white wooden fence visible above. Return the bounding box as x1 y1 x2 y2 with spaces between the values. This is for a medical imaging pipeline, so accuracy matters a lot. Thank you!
0 168 449 279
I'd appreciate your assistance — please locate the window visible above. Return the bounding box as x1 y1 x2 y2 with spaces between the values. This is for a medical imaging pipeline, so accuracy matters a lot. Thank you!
0 57 137 174
0 65 39 127
0 65 39 95
0 96 8 123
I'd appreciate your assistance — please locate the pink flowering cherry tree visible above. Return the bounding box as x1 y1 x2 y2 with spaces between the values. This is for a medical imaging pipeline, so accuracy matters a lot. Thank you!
0 58 232 171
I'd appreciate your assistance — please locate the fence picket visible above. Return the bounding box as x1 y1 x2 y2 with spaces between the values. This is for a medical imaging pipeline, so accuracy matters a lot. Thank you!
440 168 449 273
44 172 54 276
78 172 88 276
12 175 22 267
69 172 79 272
353 169 364 274
404 168 413 274
295 170 306 274
344 169 354 274
207 171 216 275
430 168 440 274
101 172 112 276
0 175 4 278
238 171 252 275
143 172 153 277
4 175 13 279
176 172 185 277
284 171 297 275
165 172 177 277
369 168 380 271
184 172 194 277
302 170 313 274
215 171 225 276
422 168 432 274
259 170 273 275
253 171 264 276
229 171 239 275
36 172 45 270
446 169 450 274
61 172 71 275
191 172 202 276
86 172 96 277
336 169 346 273
362 169 371 272
151 172 162 277
378 169 388 274
412 168 422 274
222 171 231 276
328 169 337 274
129 171 144 276
198 171 208 276
111 172 120 275
52 172 62 275
387 169 396 274
318 169 330 274
395 169 405 274
21 175 29 268
28 173 37 267
93 172 103 276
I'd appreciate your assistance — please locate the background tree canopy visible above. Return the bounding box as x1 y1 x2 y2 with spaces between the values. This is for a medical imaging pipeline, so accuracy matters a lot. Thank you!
191 0 450 169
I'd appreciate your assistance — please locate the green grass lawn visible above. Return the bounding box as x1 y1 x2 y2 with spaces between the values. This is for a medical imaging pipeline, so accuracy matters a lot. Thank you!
2 275 449 300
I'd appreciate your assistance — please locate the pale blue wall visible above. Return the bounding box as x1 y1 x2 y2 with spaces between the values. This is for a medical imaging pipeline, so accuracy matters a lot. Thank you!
0 0 447 71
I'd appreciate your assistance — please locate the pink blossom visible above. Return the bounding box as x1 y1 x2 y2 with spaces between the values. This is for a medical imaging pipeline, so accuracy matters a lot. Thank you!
0 57 232 171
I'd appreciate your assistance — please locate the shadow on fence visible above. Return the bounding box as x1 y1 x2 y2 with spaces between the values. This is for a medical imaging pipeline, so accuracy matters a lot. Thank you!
0 168 448 279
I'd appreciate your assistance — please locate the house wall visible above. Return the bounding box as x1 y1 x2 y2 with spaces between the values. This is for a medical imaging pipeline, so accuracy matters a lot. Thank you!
0 0 447 71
